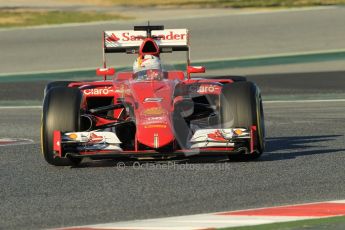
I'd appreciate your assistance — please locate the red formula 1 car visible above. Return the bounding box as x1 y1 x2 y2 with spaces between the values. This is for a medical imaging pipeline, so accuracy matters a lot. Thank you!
41 24 265 166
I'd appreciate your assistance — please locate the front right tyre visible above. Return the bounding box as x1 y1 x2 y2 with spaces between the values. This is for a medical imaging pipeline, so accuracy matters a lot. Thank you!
220 81 265 160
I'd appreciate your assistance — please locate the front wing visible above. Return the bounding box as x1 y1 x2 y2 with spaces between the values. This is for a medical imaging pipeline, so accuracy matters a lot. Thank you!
52 126 257 159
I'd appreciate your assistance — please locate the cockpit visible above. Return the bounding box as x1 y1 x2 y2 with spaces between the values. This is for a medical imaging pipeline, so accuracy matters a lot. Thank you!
133 69 164 81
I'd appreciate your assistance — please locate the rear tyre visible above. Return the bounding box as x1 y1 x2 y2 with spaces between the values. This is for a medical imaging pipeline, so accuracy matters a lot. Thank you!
220 82 265 160
41 87 83 166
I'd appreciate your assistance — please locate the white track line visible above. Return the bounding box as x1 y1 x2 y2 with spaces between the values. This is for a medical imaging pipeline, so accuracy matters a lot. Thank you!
0 138 34 147
57 200 345 230
264 99 345 103
0 106 42 109
62 215 307 230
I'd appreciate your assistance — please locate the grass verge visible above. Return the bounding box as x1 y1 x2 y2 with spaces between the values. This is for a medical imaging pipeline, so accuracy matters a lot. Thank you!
0 10 132 28
96 0 345 7
1 1 344 28
218 215 345 230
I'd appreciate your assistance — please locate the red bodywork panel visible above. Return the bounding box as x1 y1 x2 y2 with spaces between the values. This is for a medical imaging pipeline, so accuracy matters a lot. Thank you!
53 130 62 157
129 80 176 148
66 73 237 152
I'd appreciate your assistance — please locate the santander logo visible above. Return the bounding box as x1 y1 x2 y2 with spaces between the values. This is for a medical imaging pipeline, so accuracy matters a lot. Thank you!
107 31 187 43
106 34 120 42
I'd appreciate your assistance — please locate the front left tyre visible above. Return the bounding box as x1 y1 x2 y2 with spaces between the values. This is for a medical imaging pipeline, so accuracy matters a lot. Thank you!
43 81 74 97
41 86 82 166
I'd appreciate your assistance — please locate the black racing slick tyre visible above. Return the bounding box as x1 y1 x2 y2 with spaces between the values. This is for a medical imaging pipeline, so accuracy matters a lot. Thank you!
44 81 74 97
41 86 82 166
220 81 265 159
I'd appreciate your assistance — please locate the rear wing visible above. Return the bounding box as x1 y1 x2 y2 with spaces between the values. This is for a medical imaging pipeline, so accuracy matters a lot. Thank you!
99 25 197 80
103 29 189 54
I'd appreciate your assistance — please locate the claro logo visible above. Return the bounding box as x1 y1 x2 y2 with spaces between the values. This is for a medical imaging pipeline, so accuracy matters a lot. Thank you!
189 84 221 94
83 87 114 96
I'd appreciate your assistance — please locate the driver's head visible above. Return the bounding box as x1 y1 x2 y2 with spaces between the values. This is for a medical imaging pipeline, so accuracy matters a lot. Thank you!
133 55 163 80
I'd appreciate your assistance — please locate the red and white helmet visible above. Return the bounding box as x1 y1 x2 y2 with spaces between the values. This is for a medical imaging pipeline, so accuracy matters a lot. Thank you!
133 55 162 73
133 55 163 80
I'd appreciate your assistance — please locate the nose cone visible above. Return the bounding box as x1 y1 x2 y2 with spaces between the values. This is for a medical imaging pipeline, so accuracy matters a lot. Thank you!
128 80 177 149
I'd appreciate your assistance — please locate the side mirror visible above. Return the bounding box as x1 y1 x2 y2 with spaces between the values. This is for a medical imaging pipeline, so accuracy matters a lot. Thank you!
187 66 206 75
96 68 115 77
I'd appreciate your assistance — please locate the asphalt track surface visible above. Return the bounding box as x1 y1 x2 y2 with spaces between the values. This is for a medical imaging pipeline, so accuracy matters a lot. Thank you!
1 97 345 229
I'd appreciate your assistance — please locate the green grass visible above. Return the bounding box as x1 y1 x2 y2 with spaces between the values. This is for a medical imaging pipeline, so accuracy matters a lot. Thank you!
0 10 132 28
1 1 344 28
106 0 345 7
218 215 345 230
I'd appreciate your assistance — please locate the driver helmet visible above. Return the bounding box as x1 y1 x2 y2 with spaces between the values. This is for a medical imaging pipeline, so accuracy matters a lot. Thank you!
133 55 163 80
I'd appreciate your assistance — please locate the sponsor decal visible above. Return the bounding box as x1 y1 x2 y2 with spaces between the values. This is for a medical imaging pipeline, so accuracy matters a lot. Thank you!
68 133 78 140
88 132 104 143
144 124 167 129
143 107 165 116
207 130 227 142
147 116 165 121
106 34 120 42
106 31 187 43
122 33 146 41
153 32 187 41
144 98 163 103
154 133 159 148
114 84 131 97
189 84 221 94
83 87 114 96
142 116 166 125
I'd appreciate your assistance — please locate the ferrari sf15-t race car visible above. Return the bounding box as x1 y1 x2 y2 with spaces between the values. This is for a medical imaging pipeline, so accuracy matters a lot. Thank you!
41 24 265 166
